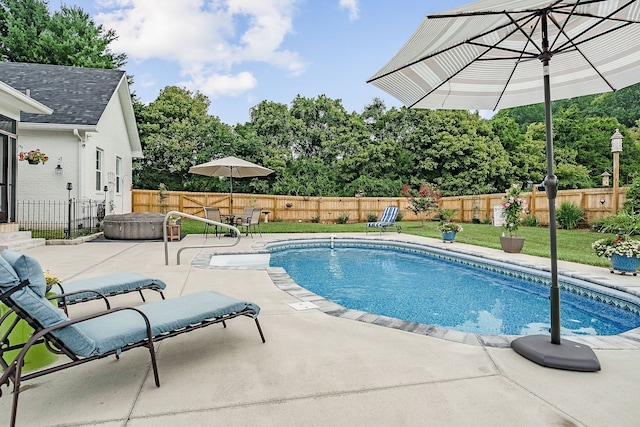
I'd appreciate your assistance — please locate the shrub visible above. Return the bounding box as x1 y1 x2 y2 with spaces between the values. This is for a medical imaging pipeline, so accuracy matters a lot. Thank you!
556 201 584 229
623 175 640 214
592 211 640 236
396 210 405 222
336 212 350 224
522 215 539 227
365 212 378 222
311 216 320 223
437 208 457 222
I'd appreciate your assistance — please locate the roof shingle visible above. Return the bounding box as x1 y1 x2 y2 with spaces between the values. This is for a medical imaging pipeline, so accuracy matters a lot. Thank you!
0 62 125 126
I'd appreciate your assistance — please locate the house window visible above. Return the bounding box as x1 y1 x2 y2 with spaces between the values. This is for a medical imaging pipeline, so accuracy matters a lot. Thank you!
95 149 103 191
115 157 122 193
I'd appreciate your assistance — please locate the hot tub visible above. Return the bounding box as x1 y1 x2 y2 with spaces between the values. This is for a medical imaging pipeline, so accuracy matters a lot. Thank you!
103 212 166 240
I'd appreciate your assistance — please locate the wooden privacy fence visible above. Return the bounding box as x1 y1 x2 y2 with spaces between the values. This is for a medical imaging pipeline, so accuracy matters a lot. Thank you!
132 187 627 225
132 188 626 225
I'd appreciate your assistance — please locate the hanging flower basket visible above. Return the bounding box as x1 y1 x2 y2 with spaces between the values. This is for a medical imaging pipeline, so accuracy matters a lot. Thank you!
19 149 49 165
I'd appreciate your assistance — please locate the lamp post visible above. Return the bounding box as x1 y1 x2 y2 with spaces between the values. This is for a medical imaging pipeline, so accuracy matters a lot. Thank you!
611 129 623 214
66 182 73 239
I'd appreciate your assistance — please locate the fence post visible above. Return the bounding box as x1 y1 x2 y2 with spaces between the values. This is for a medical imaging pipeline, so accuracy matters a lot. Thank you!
66 183 73 239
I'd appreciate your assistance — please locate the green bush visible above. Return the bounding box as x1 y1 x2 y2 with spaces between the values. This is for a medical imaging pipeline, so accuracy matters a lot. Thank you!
556 201 584 229
365 212 378 222
623 175 640 214
522 215 539 227
336 212 350 224
311 216 320 223
592 211 640 236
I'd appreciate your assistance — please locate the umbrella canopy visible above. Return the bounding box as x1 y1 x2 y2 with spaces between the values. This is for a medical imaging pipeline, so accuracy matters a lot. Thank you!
368 0 640 371
189 156 274 208
368 0 640 111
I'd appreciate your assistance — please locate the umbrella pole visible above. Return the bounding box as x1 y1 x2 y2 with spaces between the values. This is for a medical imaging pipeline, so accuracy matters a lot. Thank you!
511 14 599 371
230 171 234 212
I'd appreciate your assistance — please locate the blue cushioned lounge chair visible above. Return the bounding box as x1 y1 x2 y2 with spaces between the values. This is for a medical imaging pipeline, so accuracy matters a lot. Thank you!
50 271 167 314
0 251 265 427
366 206 401 234
0 252 166 312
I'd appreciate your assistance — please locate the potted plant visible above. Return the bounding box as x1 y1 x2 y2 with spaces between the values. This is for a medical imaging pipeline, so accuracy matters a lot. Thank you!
438 221 463 243
19 149 49 165
592 235 640 275
44 271 60 293
500 183 527 253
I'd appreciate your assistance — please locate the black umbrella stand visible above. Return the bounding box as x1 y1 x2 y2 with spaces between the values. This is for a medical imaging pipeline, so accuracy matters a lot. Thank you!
510 14 600 372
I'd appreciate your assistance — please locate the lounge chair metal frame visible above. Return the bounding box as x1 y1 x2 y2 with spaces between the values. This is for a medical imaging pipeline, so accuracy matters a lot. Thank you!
0 278 265 427
52 272 166 315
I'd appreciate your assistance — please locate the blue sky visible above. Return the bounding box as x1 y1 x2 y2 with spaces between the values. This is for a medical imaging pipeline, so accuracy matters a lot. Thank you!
50 0 472 125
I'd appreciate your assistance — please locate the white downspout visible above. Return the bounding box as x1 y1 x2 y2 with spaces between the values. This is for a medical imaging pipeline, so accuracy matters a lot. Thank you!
73 129 84 201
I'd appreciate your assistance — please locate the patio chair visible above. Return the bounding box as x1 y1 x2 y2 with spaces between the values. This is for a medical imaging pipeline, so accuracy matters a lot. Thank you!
366 206 401 234
237 207 262 238
235 207 255 225
203 206 221 237
0 251 265 427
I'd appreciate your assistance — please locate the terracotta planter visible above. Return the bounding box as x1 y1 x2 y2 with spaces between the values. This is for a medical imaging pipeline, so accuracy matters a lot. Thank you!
500 236 525 253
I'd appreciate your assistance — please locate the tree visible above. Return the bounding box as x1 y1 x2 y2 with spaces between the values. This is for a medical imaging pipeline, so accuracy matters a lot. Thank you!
0 0 125 68
401 183 441 226
134 87 236 191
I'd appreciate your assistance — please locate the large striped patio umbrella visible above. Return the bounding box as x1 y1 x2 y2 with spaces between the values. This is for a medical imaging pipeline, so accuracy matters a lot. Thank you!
368 0 640 371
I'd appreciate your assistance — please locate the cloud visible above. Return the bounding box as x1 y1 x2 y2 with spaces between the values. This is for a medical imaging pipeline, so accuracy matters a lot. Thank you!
95 0 304 96
180 70 258 98
339 0 359 21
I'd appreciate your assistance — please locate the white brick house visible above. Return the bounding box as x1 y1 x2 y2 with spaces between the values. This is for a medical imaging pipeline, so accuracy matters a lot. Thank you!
0 63 142 217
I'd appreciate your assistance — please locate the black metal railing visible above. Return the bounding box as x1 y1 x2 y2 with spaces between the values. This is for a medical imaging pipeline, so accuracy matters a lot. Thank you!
17 199 105 239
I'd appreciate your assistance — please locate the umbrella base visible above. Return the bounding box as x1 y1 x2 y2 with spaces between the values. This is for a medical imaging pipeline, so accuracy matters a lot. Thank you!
511 334 600 372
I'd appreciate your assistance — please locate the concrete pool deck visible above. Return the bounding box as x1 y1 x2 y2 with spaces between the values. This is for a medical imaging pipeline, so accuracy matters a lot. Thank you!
2 233 640 426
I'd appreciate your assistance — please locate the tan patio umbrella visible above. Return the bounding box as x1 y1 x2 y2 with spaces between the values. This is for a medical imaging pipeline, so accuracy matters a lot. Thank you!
368 0 640 371
189 156 274 209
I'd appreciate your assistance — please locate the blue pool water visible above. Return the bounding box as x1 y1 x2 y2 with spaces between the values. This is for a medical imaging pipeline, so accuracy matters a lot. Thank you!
269 245 640 336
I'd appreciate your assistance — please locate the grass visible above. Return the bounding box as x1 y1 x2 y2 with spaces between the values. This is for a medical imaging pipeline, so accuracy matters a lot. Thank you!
180 218 614 268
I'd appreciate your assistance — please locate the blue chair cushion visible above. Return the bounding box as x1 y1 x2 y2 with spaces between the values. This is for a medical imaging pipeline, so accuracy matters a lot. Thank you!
1 250 47 297
0 253 96 357
55 272 167 302
0 254 20 290
367 207 399 227
75 291 260 356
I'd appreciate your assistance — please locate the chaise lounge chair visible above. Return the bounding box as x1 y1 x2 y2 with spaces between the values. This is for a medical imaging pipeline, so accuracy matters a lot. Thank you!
366 206 401 234
0 251 265 427
51 271 167 313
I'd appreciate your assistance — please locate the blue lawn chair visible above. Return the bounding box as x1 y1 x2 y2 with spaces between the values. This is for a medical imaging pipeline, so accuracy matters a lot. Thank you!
366 206 401 234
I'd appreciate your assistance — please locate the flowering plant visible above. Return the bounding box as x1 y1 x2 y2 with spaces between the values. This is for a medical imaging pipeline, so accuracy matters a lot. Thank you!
501 183 527 236
401 182 441 226
44 271 60 293
19 149 49 164
438 222 463 233
592 236 640 259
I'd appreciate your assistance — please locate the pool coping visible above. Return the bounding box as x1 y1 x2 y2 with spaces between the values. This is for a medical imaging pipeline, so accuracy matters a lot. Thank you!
193 235 640 350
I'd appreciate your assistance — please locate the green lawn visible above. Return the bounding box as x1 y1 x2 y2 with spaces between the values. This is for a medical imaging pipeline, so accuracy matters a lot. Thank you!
180 219 613 268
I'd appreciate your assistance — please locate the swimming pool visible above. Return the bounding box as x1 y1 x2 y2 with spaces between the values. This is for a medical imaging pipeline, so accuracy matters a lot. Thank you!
266 238 640 337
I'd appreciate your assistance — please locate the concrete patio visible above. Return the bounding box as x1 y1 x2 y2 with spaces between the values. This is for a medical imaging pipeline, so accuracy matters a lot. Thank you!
1 233 640 426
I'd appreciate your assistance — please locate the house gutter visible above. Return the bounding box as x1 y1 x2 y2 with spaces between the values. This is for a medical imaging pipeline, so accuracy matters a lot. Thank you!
73 129 84 201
